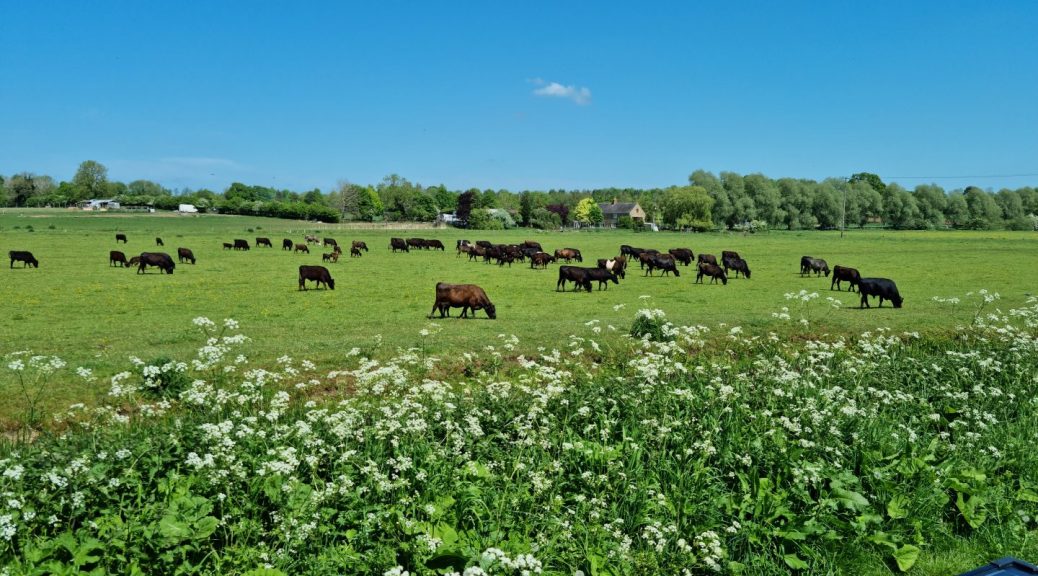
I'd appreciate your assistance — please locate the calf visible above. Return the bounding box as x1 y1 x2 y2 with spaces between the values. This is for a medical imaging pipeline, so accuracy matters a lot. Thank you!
352 240 369 252
429 282 496 319
294 243 310 254
137 252 175 274
9 251 39 268
233 239 250 251
696 262 728 285
858 278 903 309
256 237 273 248
831 265 861 292
322 252 339 263
299 265 335 290
282 238 294 250
350 246 362 257
586 267 620 290
109 250 128 267
557 266 593 292
305 234 319 245
177 247 196 264
115 233 128 243
127 256 141 267
155 237 164 246
530 252 556 269
390 237 409 252
223 242 234 250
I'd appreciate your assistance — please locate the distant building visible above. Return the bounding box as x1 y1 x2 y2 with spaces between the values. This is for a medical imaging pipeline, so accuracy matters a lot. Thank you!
79 199 120 211
598 199 646 227
178 204 198 213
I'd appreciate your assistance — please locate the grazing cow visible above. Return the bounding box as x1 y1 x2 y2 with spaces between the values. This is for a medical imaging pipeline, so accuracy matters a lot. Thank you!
802 257 830 277
425 239 445 251
407 238 426 250
530 252 556 269
468 245 487 261
554 248 583 263
305 234 319 245
429 282 496 319
233 239 250 251
858 278 903 309
831 265 861 292
115 233 128 243
155 237 164 246
256 237 273 248
137 252 175 274
223 242 233 250
696 262 728 285
109 250 128 267
620 245 645 260
698 253 717 266
294 243 310 254
322 252 339 263
557 266 593 292
333 244 342 255
724 257 751 279
298 265 335 290
282 238 294 250
669 248 694 266
350 246 362 257
390 237 409 252
597 257 627 280
586 267 620 290
323 238 338 248
721 250 741 261
522 240 542 251
127 256 141 267
475 240 493 249
177 247 196 264
645 255 680 277
352 240 369 252
9 251 39 268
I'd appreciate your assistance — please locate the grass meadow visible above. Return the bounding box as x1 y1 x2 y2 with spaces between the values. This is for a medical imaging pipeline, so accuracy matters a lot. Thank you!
1 209 1037 574
0 209 1036 423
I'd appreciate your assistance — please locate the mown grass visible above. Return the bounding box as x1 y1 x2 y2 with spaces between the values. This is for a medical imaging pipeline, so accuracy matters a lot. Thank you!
0 208 1036 424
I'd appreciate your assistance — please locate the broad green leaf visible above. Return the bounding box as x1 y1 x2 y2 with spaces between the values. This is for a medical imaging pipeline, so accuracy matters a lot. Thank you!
1016 487 1038 503
158 517 192 542
893 544 921 572
867 531 898 550
192 516 219 540
955 493 987 529
783 553 809 570
432 522 459 546
833 487 870 511
887 494 910 519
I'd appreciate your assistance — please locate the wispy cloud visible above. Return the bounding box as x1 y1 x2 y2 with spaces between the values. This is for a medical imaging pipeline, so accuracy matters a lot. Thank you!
530 78 592 106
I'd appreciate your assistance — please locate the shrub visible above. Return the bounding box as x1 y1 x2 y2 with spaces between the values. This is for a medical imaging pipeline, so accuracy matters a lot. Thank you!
629 308 671 341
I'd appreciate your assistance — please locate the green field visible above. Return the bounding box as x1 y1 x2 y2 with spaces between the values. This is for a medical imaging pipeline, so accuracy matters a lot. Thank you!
1 209 1036 422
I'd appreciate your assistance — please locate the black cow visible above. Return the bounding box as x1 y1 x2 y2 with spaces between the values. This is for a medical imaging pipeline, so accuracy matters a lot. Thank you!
390 238 409 252
299 265 335 290
256 237 273 248
831 265 861 292
177 247 196 264
294 243 310 254
425 239 445 251
620 245 645 260
724 257 751 279
586 268 620 290
137 252 175 274
109 250 128 267
645 255 680 277
522 240 542 251
282 238 294 250
9 251 39 268
475 240 493 249
669 248 694 266
530 252 555 269
350 246 362 257
697 253 717 266
696 262 728 285
407 238 426 250
352 240 369 252
223 242 233 250
233 239 250 251
155 237 164 246
801 257 830 277
557 266 592 292
858 278 903 309
323 238 337 248
721 250 740 261
115 233 128 244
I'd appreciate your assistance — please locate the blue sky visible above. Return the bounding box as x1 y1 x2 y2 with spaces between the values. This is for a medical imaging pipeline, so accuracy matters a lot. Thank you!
2 1 1036 193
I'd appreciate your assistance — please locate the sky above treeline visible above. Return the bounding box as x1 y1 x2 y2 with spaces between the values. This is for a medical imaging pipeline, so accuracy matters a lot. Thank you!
2 1 1036 193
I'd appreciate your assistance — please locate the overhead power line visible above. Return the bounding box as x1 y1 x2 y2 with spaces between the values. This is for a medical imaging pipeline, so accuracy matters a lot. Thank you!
884 173 1038 180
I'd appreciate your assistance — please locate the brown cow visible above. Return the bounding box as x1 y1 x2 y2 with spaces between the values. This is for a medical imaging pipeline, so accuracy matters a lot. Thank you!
352 240 369 252
299 265 335 290
831 265 860 292
256 237 273 248
128 256 141 267
177 247 196 264
294 243 310 254
305 234 319 244
530 252 555 269
554 248 583 263
429 282 496 319
322 252 339 263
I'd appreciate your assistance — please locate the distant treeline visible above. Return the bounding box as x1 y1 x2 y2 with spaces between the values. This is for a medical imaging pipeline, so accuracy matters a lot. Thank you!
4 161 1037 230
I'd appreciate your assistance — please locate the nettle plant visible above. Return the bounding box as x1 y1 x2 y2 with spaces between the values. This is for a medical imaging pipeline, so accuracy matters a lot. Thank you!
0 296 1037 574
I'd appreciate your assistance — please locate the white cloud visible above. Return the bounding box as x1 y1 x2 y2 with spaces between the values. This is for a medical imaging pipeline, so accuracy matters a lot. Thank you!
531 79 592 106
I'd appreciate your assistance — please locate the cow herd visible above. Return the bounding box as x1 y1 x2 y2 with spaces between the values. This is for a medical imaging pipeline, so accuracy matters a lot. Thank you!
4 231 905 320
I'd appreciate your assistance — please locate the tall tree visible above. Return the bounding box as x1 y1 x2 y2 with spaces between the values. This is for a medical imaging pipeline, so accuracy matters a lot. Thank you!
455 190 476 225
72 160 108 201
519 192 534 227
357 186 383 221
849 172 886 194
660 186 715 230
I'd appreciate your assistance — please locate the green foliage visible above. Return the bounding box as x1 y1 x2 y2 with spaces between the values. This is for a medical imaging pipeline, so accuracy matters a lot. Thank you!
660 185 715 230
573 197 602 225
465 208 503 230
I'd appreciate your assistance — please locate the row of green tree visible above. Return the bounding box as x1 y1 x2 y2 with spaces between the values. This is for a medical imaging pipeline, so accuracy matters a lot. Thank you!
4 162 1037 230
